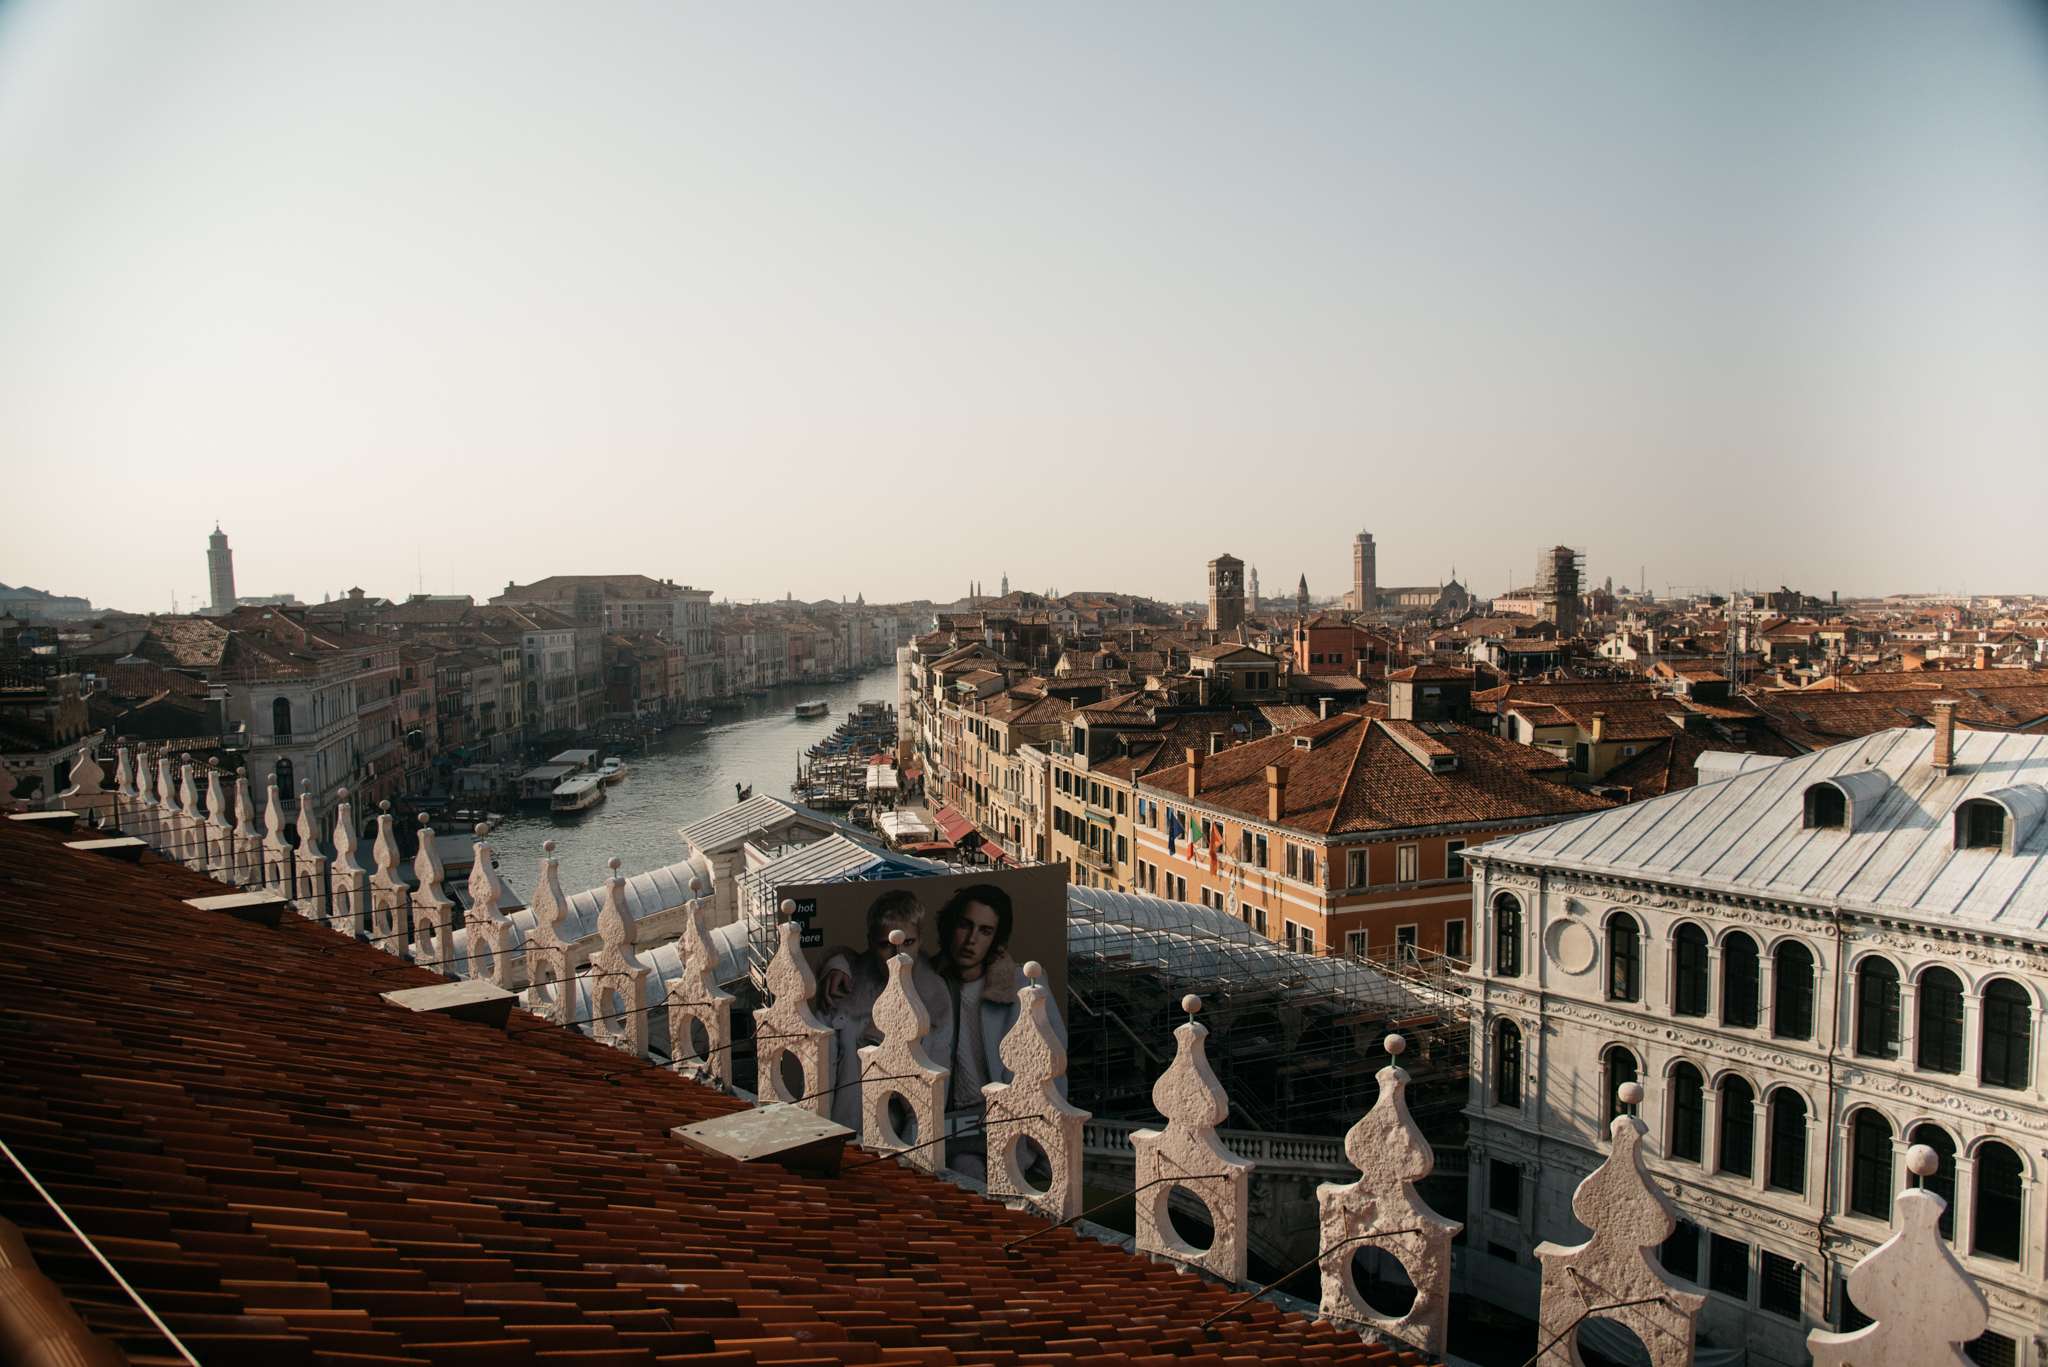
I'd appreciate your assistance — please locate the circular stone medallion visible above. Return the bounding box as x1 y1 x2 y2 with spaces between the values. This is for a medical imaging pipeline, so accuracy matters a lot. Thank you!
1548 920 1598 975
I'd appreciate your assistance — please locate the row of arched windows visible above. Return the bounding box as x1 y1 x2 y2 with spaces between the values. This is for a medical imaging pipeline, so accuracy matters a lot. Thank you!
1490 893 2035 1088
1489 1023 2029 1262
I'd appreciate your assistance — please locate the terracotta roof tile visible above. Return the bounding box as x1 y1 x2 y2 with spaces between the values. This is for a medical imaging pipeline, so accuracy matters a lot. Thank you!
0 822 1415 1367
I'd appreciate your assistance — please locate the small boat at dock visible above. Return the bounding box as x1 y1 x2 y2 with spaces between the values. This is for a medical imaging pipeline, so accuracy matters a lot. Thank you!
598 758 627 783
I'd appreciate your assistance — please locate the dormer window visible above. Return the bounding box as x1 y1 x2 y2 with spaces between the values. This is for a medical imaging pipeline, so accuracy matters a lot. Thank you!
1805 785 1847 830
1958 800 2006 851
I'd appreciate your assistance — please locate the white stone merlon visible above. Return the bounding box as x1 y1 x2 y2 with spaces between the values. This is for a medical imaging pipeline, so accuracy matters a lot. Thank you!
410 815 456 974
858 932 949 1175
524 841 575 1026
1463 726 2048 1367
368 802 408 957
232 770 261 887
1809 1144 1987 1367
754 914 834 1117
1131 997 1253 1285
261 778 291 893
1316 1033 1462 1356
306 782 342 928
1533 1084 1705 1367
204 760 232 879
665 884 734 1086
587 858 652 1058
984 959 1089 1224
465 825 515 989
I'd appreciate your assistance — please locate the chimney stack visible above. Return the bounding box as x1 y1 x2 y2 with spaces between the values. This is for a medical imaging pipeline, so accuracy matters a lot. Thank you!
1266 764 1289 821
1931 698 1958 773
1590 711 1606 744
1186 747 1204 797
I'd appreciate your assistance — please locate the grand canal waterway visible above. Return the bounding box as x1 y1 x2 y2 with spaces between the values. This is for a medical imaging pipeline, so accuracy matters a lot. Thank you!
480 673 895 894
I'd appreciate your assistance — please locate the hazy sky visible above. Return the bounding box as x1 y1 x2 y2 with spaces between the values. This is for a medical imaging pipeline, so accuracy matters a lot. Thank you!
2 2 2045 612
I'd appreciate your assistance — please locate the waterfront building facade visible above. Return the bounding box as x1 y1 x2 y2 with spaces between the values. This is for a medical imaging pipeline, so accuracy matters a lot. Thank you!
1461 710 2048 1367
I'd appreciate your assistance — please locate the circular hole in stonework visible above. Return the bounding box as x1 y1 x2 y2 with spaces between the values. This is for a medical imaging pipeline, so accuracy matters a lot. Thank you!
1165 1186 1216 1253
1011 1136 1052 1195
1351 1247 1417 1318
777 1051 807 1101
884 1093 919 1147
1576 1317 1650 1367
687 1017 711 1062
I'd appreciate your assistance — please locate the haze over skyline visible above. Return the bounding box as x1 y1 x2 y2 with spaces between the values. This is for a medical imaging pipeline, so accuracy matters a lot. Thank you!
2 1 2045 612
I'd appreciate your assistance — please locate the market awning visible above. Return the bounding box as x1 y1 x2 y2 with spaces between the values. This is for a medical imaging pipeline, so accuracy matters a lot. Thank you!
877 811 934 841
899 841 954 854
979 841 1007 864
931 806 976 845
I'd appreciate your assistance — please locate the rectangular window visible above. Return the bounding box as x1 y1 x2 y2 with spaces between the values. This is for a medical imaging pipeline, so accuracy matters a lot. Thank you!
1253 906 1267 935
1116 835 1127 863
1347 931 1369 959
1967 1332 2019 1367
1116 791 1126 815
1489 1160 1522 1216
1395 925 1417 959
1445 920 1467 959
1487 1242 1518 1265
1758 1250 1802 1319
1285 920 1299 952
1240 830 1252 862
1175 875 1186 902
1349 850 1368 887
1286 845 1299 878
1660 1220 1701 1282
1301 926 1314 954
1446 840 1467 878
1397 844 1419 883
1255 834 1267 868
1709 1234 1749 1300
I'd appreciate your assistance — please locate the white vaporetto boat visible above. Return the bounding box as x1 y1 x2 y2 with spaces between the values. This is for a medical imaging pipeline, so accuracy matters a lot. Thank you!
598 757 627 783
794 700 830 718
551 774 607 812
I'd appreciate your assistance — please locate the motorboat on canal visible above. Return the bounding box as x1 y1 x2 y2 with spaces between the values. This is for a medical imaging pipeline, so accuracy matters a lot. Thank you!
598 757 628 783
794 700 830 718
551 774 607 812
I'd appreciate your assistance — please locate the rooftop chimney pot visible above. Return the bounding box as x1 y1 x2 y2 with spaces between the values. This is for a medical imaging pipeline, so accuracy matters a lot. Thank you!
1266 764 1289 821
1186 747 1204 797
1931 698 1958 773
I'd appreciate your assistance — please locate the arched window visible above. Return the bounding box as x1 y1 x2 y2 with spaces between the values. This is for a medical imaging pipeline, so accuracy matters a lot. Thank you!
1848 1109 1893 1218
1918 967 1965 1073
1722 932 1760 1029
271 696 293 738
1767 1090 1807 1194
1855 957 1901 1059
1494 1020 1522 1109
1604 1046 1639 1124
1773 941 1815 1040
1805 783 1847 829
274 758 294 796
1719 1076 1756 1178
1981 979 2032 1090
1609 914 1641 1003
1909 1124 1958 1240
1670 1063 1705 1163
1494 893 1522 977
1673 924 1709 1017
1957 800 2008 852
1973 1142 2024 1262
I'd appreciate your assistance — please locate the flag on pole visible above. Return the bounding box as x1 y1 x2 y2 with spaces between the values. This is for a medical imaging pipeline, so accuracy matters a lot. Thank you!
1166 808 1183 857
1208 822 1220 874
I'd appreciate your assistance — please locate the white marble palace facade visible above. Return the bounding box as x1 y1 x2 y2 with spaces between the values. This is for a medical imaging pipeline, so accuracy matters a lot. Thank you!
1461 709 2048 1367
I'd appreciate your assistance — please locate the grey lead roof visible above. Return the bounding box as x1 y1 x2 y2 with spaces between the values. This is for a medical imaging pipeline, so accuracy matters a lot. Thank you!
1473 726 2048 930
678 794 874 855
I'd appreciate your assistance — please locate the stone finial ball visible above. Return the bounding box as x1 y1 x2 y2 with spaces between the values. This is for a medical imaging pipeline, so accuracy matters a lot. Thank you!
689 878 702 895
380 800 392 812
1024 960 1043 981
182 752 192 760
543 839 556 854
1618 1081 1645 1106
335 786 347 799
608 857 622 872
1385 1033 1407 1057
781 899 796 915
888 929 906 946
1907 1144 1940 1178
475 823 490 837
418 812 432 826
1182 994 1202 1015
302 779 312 791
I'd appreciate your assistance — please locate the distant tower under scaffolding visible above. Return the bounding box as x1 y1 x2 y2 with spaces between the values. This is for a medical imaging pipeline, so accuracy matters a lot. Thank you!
1533 545 1585 638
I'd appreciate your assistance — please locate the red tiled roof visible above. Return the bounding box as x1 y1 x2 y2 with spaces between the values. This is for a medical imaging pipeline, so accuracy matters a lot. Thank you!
0 822 1414 1366
931 806 977 843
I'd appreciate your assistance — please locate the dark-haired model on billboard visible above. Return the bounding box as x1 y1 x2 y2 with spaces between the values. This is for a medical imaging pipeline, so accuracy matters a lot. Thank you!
929 882 1067 1181
815 887 952 1133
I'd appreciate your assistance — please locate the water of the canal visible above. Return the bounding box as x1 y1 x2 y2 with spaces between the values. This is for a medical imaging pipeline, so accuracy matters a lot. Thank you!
481 673 895 894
